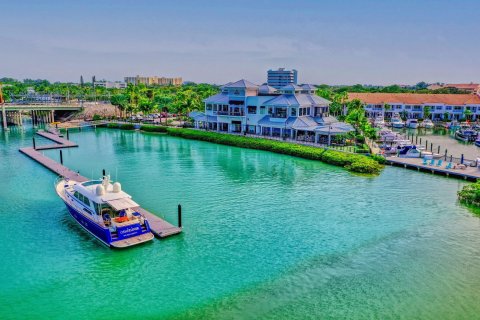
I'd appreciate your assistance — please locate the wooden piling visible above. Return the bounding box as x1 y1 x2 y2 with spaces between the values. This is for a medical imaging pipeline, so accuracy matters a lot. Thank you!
178 204 182 228
60 149 63 165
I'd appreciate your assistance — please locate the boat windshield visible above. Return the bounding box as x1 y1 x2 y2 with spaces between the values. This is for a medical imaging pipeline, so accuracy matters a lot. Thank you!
82 180 102 187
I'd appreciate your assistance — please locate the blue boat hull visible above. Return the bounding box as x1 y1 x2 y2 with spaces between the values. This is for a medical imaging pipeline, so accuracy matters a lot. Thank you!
63 201 151 247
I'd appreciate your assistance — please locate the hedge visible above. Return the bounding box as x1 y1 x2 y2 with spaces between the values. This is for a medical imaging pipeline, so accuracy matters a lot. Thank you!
140 125 168 133
106 123 135 130
166 128 383 174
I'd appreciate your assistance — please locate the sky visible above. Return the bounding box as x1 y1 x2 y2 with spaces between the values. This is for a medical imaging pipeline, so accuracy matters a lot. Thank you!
0 0 479 85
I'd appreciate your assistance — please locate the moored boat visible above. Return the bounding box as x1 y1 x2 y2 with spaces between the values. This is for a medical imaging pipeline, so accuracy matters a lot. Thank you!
454 128 477 142
406 119 419 129
55 175 154 248
391 117 404 128
422 119 434 129
397 145 421 158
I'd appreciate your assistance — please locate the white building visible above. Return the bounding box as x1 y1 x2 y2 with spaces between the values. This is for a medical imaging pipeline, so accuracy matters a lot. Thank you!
94 81 127 89
348 92 480 121
191 79 353 144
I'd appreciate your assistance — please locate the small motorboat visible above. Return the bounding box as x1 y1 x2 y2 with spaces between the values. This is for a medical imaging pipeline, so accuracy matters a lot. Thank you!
455 129 477 142
475 139 480 147
397 145 421 158
55 175 154 248
391 117 404 128
406 119 419 129
422 119 434 129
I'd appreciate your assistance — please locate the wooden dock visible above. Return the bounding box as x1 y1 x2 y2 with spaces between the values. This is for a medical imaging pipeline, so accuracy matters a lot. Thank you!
386 156 480 181
20 130 182 239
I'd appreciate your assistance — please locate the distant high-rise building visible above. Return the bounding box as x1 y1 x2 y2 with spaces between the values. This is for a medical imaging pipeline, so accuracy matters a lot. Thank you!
124 75 183 86
267 68 298 89
94 81 127 89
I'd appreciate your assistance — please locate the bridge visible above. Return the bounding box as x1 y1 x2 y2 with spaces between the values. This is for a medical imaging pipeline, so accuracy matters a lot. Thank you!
1 103 83 129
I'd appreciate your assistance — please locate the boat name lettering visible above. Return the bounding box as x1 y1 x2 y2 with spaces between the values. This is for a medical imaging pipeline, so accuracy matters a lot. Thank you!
119 226 140 235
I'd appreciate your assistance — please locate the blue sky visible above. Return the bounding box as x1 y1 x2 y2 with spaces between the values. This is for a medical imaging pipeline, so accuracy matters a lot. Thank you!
1 0 478 85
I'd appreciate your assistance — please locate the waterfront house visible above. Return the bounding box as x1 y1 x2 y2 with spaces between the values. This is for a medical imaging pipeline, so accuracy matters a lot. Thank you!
347 92 480 121
192 79 354 144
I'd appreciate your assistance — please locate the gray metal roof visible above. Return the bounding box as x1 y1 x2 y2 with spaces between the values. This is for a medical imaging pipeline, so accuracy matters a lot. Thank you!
223 79 259 89
280 84 303 91
315 122 354 135
258 84 278 94
301 84 316 90
203 93 230 104
263 94 330 107
190 112 218 122
291 116 319 130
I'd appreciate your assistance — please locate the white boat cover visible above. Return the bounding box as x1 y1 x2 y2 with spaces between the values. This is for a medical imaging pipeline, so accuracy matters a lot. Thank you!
107 198 139 211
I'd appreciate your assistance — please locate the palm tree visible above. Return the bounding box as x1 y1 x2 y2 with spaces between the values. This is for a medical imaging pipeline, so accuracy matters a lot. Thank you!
464 109 473 121
384 103 392 118
423 106 431 120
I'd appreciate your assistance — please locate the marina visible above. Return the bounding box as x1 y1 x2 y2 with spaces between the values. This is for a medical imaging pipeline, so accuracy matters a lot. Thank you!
3 126 480 319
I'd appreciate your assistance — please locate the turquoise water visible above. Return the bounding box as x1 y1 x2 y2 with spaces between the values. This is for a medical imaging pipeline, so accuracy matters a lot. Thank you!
1 126 480 319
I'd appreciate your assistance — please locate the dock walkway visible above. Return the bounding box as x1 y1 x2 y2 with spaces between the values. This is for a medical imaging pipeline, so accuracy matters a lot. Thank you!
386 156 480 181
20 130 181 239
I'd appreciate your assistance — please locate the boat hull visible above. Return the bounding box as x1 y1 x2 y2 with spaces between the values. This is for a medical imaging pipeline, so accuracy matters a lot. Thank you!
62 198 154 248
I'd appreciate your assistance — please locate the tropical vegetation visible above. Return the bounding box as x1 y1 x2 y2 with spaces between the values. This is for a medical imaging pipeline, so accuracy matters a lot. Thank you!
0 77 219 118
458 181 480 208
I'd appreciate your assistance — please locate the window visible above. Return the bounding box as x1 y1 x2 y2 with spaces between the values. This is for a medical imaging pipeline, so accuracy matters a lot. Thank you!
291 108 297 116
260 106 266 115
445 106 452 110
268 107 273 116
206 104 212 111
405 106 411 109
247 106 257 114
436 106 442 110
274 108 287 118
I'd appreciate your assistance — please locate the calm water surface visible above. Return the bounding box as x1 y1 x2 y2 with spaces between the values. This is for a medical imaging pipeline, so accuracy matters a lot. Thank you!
1 126 480 319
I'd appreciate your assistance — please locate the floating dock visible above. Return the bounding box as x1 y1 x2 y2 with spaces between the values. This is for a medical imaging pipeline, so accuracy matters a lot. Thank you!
386 156 480 181
19 130 182 239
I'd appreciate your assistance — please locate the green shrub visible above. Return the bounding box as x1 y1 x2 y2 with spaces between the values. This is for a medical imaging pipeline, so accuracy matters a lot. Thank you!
107 122 134 130
119 123 135 130
458 182 480 206
140 125 168 133
166 128 383 174
92 114 102 121
370 154 387 164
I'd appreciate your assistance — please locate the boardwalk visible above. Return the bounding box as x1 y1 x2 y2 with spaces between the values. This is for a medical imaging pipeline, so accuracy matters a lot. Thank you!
35 130 78 150
386 156 480 181
19 130 181 239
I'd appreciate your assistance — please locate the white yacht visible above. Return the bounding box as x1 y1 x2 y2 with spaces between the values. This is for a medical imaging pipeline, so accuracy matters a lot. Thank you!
406 119 419 129
422 119 434 129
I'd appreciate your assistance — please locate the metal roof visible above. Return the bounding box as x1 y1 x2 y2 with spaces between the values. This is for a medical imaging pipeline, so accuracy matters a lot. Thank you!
223 79 259 89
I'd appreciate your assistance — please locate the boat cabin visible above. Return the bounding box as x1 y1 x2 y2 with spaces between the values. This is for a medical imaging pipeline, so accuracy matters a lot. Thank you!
65 176 143 227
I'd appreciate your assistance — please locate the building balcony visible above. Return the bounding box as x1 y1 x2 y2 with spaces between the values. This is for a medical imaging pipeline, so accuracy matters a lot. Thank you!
217 111 245 116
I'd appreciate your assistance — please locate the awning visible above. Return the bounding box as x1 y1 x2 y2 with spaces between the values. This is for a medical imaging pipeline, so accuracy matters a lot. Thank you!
107 198 139 211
